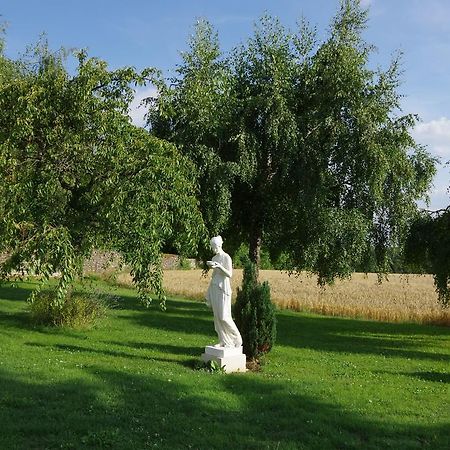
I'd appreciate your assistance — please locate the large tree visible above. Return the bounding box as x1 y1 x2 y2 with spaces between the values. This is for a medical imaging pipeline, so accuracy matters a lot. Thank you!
0 41 205 305
259 2 436 282
148 0 436 283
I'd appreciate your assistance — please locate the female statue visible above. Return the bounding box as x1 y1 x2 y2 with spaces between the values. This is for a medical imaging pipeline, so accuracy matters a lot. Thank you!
205 236 243 348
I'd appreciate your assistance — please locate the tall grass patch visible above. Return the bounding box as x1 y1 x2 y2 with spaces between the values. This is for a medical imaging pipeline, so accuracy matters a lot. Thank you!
28 288 116 328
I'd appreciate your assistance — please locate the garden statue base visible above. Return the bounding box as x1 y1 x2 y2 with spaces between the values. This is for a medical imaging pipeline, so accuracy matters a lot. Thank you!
201 345 247 373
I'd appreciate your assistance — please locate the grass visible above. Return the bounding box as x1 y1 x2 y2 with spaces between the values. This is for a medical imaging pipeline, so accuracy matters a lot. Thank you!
123 269 450 326
0 280 449 449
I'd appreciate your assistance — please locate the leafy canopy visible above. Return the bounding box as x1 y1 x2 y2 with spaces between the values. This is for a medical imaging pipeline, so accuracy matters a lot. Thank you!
147 19 237 256
148 0 436 284
0 40 205 305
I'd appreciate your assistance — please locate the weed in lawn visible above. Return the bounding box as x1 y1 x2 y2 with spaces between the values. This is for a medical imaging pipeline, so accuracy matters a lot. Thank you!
193 359 226 374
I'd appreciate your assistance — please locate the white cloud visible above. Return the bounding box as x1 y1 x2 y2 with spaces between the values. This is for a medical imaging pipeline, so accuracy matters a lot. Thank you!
413 117 450 210
416 169 449 211
413 117 450 160
360 0 372 8
128 86 158 128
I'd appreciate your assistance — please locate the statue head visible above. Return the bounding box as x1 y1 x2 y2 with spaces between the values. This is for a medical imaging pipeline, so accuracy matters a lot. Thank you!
210 235 223 254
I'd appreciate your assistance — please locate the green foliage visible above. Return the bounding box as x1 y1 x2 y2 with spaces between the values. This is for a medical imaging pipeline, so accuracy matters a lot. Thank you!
147 19 235 253
205 359 226 373
177 256 193 270
232 243 273 269
28 288 115 328
231 243 249 269
405 209 450 306
149 1 436 286
0 39 205 308
233 259 277 359
0 29 17 84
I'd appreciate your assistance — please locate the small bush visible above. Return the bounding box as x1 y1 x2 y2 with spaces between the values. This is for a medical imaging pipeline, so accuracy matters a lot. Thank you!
28 289 115 328
233 259 277 359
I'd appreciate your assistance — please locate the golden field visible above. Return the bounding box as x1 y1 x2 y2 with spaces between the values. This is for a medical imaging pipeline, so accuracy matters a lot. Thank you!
116 269 450 326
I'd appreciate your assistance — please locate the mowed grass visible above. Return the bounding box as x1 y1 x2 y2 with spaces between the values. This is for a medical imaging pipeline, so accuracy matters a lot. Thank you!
141 270 450 325
0 281 449 449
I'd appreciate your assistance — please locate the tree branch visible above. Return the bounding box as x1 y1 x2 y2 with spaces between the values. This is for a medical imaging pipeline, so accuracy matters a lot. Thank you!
420 205 450 216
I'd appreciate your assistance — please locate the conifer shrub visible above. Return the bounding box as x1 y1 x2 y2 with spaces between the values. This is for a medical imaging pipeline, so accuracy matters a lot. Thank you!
233 259 277 359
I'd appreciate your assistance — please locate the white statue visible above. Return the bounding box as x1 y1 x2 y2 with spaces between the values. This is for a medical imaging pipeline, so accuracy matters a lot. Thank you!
205 236 243 348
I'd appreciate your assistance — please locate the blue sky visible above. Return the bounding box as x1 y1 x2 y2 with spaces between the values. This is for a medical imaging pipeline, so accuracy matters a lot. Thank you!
2 0 449 209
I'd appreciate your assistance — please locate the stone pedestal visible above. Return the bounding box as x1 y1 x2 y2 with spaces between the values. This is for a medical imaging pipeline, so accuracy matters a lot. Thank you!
201 345 247 373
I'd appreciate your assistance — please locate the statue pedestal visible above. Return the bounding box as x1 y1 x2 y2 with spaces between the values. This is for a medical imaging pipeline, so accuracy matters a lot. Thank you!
201 345 247 373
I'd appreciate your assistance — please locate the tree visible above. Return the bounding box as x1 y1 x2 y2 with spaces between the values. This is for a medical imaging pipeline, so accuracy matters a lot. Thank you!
0 25 17 84
148 0 436 284
147 19 236 257
262 1 436 284
405 207 450 306
0 41 205 306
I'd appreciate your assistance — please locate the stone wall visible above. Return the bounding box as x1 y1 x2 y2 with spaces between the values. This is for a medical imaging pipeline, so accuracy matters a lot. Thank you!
83 251 196 272
83 250 122 273
0 250 197 273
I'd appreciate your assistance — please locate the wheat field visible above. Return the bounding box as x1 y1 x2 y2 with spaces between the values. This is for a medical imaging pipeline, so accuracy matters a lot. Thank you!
115 269 449 326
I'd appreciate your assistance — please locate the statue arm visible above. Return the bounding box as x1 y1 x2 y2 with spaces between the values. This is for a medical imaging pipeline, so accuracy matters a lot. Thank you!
215 254 232 279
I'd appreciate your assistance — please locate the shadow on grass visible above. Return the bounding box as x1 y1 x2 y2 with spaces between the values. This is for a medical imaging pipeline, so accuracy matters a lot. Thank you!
114 296 212 318
0 284 34 302
114 297 214 339
2 282 449 365
401 371 450 384
0 366 448 450
1 283 449 448
108 340 200 357
0 309 31 329
372 369 450 385
0 285 33 329
24 341 198 369
276 313 450 362
0 282 212 339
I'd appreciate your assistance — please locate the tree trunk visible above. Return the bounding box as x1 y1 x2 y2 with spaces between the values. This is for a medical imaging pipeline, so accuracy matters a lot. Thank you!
247 180 265 279
249 234 261 266
249 230 262 281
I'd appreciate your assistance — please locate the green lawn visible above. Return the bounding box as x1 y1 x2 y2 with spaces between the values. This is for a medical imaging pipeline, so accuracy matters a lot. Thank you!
0 281 449 450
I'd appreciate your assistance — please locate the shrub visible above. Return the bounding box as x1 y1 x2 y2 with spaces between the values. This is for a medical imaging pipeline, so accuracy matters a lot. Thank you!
28 288 115 328
233 259 277 359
